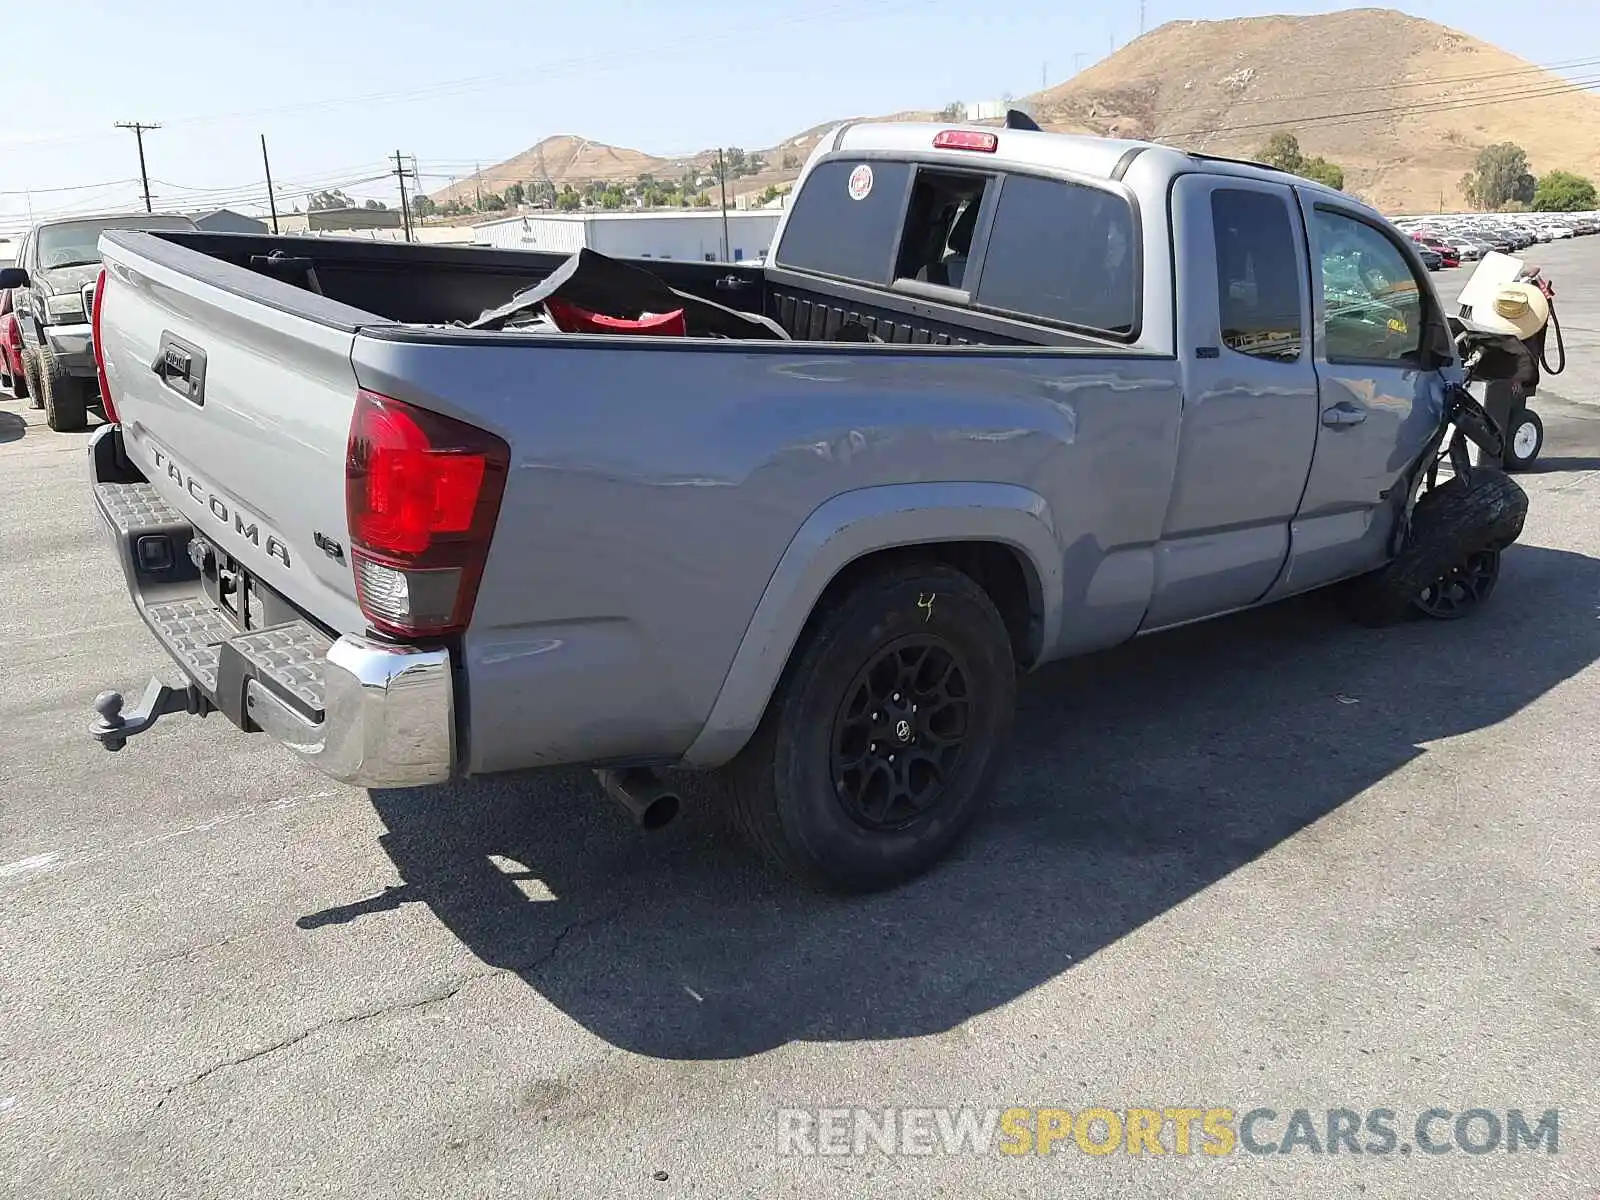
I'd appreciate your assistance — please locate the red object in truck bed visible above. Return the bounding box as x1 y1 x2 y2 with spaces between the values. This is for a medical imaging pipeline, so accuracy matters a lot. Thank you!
545 299 687 337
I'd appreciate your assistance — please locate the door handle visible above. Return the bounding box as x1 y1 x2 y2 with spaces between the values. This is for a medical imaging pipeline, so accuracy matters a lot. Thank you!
151 331 207 407
1321 403 1367 428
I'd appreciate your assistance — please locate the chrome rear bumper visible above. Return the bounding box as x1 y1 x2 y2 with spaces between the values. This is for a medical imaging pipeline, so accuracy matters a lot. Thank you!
86 424 456 788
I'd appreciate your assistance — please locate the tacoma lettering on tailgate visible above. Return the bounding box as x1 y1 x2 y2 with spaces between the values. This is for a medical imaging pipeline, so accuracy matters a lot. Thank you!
148 444 293 568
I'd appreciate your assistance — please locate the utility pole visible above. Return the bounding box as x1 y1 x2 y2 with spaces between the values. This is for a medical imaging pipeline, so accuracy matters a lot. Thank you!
114 121 161 212
474 162 484 212
260 134 280 234
393 151 415 242
717 148 731 263
1139 0 1146 35
1074 52 1087 73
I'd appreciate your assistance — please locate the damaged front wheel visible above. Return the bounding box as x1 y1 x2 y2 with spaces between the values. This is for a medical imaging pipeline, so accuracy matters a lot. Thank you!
1412 547 1501 619
1343 468 1527 627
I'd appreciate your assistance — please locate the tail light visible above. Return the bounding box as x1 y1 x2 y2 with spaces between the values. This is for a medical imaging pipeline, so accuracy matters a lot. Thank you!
91 268 118 424
933 130 999 153
345 390 509 638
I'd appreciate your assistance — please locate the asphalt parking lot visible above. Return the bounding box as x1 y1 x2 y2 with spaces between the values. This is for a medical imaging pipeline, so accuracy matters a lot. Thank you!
3 243 1599 1199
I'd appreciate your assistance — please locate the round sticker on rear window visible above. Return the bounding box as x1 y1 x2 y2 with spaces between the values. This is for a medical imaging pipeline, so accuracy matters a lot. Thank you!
847 164 874 201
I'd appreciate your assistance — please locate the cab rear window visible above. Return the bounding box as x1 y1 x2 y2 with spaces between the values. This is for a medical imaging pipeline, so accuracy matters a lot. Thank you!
974 174 1138 337
773 159 912 284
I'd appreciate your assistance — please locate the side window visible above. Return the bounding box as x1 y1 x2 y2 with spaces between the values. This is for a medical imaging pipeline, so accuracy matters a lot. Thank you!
1313 208 1426 364
773 159 913 284
974 173 1137 336
1212 189 1303 362
893 169 990 291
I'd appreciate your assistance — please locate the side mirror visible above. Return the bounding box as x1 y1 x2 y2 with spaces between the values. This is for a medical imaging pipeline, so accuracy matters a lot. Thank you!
1417 318 1457 372
0 267 28 289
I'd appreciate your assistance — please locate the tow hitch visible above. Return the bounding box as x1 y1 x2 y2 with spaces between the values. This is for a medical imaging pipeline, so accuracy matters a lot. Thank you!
90 679 212 751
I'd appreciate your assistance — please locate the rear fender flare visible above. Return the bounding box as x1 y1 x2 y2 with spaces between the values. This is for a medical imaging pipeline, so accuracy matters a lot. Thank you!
679 481 1061 768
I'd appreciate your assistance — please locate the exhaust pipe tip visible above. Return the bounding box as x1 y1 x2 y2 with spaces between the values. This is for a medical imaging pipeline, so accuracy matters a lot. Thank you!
637 791 681 831
595 767 681 831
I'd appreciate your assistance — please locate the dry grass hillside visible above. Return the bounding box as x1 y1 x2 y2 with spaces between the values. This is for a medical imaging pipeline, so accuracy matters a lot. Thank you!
430 9 1600 215
1025 8 1600 212
429 135 680 205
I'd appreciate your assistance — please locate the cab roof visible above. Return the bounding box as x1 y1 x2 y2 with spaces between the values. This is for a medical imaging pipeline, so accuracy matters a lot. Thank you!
827 120 1360 209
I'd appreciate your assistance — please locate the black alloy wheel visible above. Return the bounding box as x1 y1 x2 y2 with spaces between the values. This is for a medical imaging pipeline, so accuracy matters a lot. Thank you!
830 635 972 831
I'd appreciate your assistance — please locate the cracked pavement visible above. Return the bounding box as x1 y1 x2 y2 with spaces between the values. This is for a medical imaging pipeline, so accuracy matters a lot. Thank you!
2 244 1599 1198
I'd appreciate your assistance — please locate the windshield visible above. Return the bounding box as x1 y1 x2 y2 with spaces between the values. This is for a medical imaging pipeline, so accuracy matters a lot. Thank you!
37 215 194 271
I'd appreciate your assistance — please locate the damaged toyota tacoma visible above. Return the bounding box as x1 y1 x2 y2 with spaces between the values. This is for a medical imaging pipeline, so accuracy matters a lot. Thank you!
84 117 1527 892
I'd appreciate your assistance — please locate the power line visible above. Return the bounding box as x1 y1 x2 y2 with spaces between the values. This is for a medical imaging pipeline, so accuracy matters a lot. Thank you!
1126 53 1600 120
0 178 139 197
1168 70 1600 141
113 122 161 213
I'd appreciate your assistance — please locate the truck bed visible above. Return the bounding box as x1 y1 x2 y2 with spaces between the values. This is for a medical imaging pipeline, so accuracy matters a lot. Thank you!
155 230 771 330
151 230 1107 348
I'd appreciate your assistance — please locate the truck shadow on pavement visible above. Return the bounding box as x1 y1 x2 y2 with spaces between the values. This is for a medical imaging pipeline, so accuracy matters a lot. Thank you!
0 410 26 444
299 541 1600 1061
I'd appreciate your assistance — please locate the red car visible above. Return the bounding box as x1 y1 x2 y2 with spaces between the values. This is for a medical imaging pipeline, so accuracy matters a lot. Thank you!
0 289 28 402
1409 233 1460 269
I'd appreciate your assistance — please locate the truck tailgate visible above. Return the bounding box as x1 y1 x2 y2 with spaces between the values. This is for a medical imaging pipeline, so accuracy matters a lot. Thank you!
97 233 369 633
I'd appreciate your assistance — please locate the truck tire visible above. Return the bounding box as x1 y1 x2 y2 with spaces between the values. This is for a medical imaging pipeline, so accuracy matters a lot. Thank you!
38 347 89 432
20 349 43 410
1343 468 1527 627
715 562 1017 893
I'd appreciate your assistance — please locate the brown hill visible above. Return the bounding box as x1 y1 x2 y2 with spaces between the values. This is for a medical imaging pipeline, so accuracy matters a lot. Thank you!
430 10 1600 216
1022 8 1600 212
429 135 679 205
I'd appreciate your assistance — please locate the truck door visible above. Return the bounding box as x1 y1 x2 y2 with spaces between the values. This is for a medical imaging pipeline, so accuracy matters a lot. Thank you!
1283 196 1447 589
1144 175 1319 629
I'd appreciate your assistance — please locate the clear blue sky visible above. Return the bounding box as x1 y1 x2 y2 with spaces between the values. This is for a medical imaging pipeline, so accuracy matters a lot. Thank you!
1 0 1593 231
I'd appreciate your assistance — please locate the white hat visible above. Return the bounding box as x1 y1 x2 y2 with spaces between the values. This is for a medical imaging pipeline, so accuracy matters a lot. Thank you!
1470 282 1549 340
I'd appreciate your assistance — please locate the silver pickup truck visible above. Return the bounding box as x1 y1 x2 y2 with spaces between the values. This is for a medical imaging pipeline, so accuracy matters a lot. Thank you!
85 119 1527 891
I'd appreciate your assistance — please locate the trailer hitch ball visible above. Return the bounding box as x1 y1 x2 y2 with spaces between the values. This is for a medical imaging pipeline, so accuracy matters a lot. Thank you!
93 690 129 752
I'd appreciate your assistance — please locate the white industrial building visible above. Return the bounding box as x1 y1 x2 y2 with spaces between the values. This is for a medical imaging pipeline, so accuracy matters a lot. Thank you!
469 210 784 263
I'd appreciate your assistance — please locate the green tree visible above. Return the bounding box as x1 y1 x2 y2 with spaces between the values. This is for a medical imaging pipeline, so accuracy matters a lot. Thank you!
362 198 387 210
503 182 526 206
1459 142 1535 211
1299 158 1345 190
556 185 581 212
410 194 437 218
938 101 966 120
1532 169 1598 212
1258 132 1305 172
480 193 507 212
693 192 712 208
1255 132 1346 192
600 188 623 210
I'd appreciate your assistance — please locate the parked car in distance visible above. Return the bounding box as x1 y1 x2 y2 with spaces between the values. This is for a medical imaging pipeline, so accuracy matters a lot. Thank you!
0 289 27 400
1409 234 1459 268
1417 244 1443 270
0 211 198 431
87 121 1526 891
